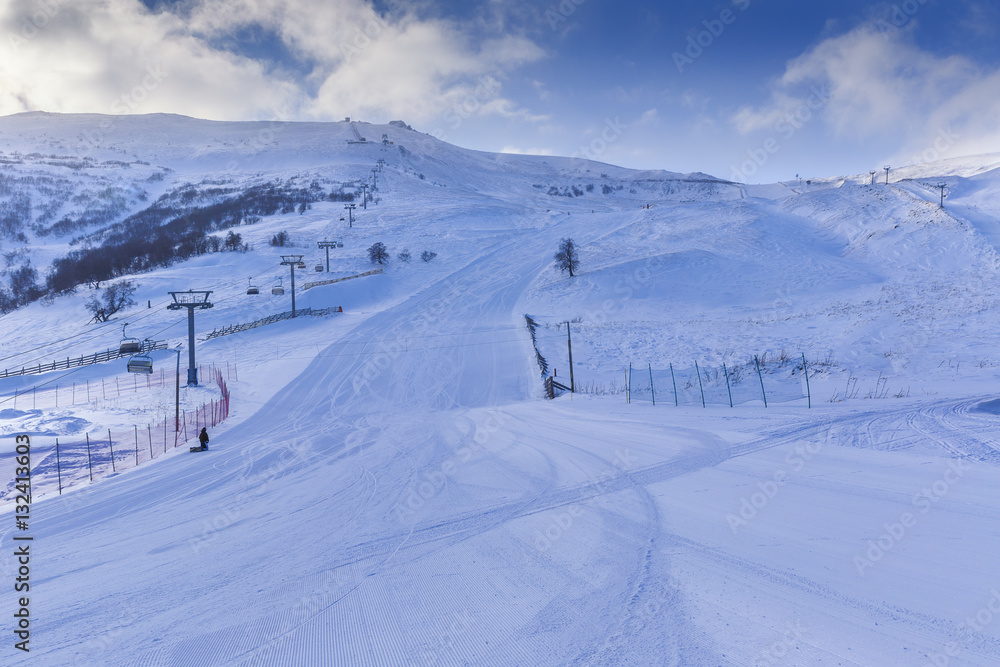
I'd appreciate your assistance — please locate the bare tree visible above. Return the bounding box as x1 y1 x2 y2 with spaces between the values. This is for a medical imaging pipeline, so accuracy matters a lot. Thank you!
86 280 137 323
554 238 579 277
368 242 389 265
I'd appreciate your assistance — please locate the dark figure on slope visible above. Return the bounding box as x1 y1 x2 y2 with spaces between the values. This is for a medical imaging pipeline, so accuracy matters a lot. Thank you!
198 427 209 450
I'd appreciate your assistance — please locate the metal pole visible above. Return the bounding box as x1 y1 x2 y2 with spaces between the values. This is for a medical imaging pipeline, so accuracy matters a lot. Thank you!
723 362 733 408
325 245 330 272
648 363 655 406
627 363 631 404
695 361 706 408
670 363 678 406
802 353 812 409
55 438 62 495
108 428 116 472
134 424 139 466
175 349 181 431
290 263 296 317
565 322 575 393
85 433 93 481
755 356 768 408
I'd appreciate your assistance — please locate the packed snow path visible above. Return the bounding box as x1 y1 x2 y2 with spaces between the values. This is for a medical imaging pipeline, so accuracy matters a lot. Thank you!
8 220 999 666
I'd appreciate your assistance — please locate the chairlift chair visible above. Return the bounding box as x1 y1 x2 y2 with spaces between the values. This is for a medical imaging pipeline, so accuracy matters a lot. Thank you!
296 261 306 269
119 324 141 354
272 278 285 295
247 277 259 295
127 354 153 374
314 263 324 272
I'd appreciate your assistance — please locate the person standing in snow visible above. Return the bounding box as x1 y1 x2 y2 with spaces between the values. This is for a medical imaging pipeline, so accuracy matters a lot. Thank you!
198 427 209 450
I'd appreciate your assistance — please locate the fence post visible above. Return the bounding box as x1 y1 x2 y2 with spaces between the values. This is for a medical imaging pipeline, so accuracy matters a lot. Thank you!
802 353 812 409
148 424 154 459
754 356 768 408
627 363 632 403
134 424 139 466
625 366 629 404
108 429 116 472
55 439 62 495
85 433 94 482
723 362 733 408
648 363 655 406
670 364 678 407
695 361 706 408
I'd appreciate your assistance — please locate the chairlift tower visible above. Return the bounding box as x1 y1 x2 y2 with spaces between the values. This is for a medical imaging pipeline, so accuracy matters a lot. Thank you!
371 169 378 190
360 184 368 209
869 170 877 185
280 255 304 317
317 240 344 272
377 159 385 172
884 165 891 185
344 204 356 227
936 182 947 208
167 290 213 386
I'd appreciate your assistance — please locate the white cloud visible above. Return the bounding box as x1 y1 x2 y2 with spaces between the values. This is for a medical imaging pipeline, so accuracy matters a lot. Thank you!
729 23 1000 163
0 0 545 126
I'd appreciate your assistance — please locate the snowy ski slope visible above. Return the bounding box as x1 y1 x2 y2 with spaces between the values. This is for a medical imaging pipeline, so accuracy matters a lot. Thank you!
1 113 1000 665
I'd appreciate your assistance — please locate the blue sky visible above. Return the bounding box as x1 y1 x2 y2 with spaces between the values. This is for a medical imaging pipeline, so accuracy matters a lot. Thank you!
2 0 999 181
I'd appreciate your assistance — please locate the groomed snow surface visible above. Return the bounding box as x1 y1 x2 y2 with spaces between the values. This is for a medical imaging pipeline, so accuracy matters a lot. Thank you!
2 114 1000 665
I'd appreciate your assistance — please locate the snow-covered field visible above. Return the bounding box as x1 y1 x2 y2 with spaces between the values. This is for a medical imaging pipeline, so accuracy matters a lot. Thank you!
2 113 1000 665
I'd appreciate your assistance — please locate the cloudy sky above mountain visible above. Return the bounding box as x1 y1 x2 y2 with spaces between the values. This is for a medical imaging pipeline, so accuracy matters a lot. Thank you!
2 0 999 181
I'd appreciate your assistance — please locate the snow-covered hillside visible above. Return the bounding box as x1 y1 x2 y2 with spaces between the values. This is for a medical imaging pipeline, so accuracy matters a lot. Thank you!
2 112 1000 665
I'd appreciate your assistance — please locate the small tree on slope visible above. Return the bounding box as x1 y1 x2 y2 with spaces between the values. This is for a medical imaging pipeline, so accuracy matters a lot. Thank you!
368 242 390 265
554 238 579 277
